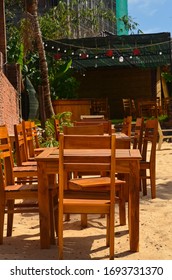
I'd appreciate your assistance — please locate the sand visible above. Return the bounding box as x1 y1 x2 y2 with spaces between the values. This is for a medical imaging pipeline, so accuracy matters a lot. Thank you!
0 141 172 260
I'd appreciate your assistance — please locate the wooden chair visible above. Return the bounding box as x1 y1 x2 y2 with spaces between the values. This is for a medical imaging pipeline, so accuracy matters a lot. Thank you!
162 97 172 116
122 98 132 117
0 125 57 244
132 117 144 151
58 133 125 259
131 99 137 118
30 121 45 156
31 121 40 149
22 120 35 160
90 97 109 119
63 124 126 226
22 120 42 159
14 123 37 166
140 119 158 198
157 122 172 150
137 100 158 118
63 123 107 225
121 116 132 137
9 124 38 183
74 120 112 134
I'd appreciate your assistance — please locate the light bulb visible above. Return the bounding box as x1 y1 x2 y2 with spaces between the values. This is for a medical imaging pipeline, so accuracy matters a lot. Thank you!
119 56 124 63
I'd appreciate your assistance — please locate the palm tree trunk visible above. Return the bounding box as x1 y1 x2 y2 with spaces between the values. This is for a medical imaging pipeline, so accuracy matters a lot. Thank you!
0 0 7 65
25 0 54 119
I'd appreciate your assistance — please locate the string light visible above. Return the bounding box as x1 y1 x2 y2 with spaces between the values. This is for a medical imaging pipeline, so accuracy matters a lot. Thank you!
43 35 171 68
43 35 171 54
119 56 124 63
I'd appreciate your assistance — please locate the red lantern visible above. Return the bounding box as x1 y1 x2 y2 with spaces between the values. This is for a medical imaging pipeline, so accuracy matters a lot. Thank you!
80 53 87 59
106 50 113 57
54 53 62 60
133 48 141 56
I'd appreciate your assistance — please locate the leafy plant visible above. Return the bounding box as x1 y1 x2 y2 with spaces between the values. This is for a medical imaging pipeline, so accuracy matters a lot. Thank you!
47 56 80 100
161 72 172 83
40 112 72 147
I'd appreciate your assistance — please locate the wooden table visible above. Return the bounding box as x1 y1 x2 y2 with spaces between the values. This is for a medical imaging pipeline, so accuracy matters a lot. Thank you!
35 147 141 252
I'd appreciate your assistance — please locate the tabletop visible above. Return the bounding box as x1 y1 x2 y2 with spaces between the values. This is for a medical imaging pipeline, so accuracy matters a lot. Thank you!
35 147 141 162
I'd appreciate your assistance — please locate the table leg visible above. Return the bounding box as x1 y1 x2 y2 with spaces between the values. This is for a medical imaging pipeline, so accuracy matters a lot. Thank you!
37 162 50 249
128 160 140 252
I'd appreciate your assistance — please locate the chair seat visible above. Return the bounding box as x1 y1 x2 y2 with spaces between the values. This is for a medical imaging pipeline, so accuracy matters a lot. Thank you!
69 176 125 190
21 161 37 166
5 184 38 192
64 198 110 214
13 165 37 172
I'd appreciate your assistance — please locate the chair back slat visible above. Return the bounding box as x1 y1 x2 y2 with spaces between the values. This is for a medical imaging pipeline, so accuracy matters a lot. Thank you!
0 125 14 186
31 121 40 148
22 121 35 158
74 120 112 134
133 117 144 151
61 134 111 149
14 123 28 165
63 123 104 135
122 116 132 136
142 119 158 162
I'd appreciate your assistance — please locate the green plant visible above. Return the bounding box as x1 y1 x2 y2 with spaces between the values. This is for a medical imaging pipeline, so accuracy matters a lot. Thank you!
40 112 72 147
47 56 80 100
158 114 169 122
161 72 172 83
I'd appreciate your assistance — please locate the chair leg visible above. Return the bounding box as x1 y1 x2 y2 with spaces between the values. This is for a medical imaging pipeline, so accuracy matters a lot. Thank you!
150 168 156 199
106 214 110 247
58 218 64 259
140 169 147 196
142 178 147 196
118 185 126 225
109 213 115 260
157 137 163 150
49 192 56 245
64 214 70 221
0 198 5 244
6 200 14 237
81 214 88 228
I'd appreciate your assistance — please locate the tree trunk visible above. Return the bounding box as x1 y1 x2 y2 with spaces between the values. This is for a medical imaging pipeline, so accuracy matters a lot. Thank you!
0 0 7 65
25 0 54 119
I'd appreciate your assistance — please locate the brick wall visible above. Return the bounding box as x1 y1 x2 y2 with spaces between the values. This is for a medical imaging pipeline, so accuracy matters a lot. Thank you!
0 70 19 135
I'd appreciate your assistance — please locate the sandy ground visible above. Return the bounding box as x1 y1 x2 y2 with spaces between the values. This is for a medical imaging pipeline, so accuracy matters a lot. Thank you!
0 141 172 260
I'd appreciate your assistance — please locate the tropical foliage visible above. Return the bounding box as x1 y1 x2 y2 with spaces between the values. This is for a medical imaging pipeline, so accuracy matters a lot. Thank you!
40 111 73 147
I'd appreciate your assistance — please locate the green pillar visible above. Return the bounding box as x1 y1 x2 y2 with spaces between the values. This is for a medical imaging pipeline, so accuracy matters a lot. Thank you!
116 0 128 35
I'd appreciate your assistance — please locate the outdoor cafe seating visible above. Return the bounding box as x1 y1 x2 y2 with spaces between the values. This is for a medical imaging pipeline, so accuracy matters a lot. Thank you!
0 117 144 259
